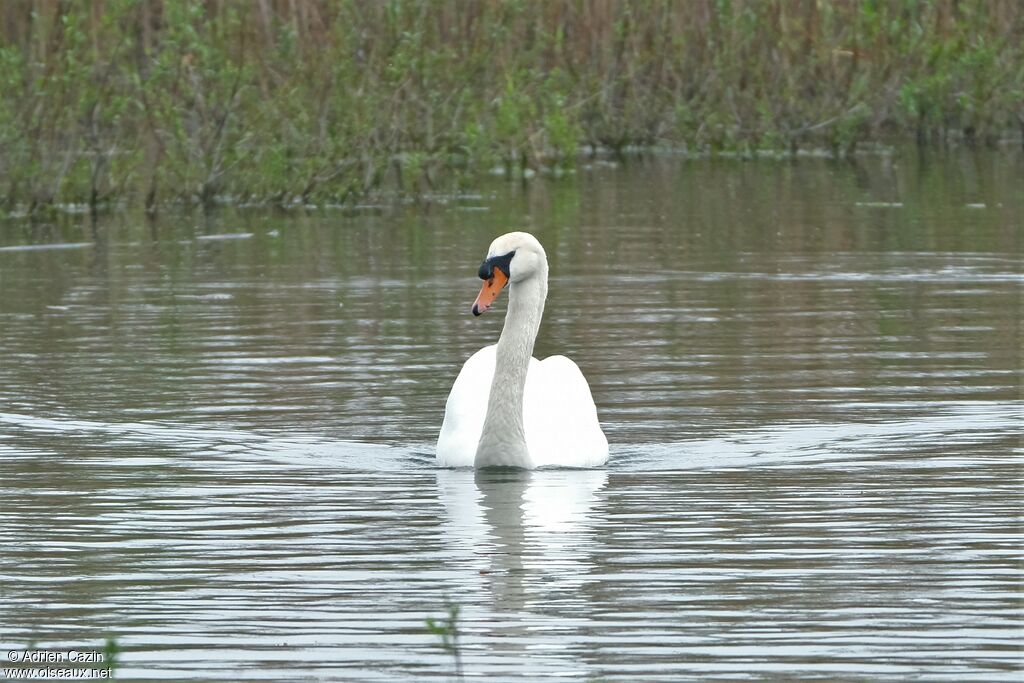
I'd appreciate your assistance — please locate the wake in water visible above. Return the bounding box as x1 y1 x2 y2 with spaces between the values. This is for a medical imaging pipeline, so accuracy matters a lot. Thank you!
1 400 1018 474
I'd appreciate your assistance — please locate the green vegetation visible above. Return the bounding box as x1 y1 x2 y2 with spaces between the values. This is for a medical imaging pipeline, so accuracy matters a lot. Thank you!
1 0 1021 212
426 600 463 679
103 636 120 674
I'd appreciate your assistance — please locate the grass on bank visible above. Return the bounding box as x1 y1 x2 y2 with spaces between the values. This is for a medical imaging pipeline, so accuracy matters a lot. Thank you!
0 0 1021 213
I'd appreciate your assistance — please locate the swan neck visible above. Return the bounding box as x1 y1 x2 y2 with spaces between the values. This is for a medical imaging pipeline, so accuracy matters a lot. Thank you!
475 270 547 467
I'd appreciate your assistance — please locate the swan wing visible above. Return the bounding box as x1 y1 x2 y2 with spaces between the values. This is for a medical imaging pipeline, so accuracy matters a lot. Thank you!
523 355 609 467
437 348 608 469
436 345 496 467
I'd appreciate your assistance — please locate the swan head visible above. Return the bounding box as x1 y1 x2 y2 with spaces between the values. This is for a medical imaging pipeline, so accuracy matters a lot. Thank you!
472 232 547 316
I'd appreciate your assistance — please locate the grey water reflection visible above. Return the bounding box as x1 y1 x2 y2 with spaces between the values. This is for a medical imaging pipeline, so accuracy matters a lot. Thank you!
0 149 1022 680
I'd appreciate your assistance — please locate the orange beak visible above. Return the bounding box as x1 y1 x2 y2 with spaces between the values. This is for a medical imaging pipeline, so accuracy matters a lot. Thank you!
472 267 509 316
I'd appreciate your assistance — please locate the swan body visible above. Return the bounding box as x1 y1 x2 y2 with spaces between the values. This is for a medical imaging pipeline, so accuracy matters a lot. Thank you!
436 232 608 469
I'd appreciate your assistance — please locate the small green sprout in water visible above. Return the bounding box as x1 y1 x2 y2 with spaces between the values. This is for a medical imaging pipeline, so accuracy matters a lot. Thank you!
103 636 120 674
426 600 463 679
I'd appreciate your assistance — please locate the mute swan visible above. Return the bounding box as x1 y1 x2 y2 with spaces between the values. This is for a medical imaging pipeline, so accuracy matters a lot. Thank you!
436 232 608 469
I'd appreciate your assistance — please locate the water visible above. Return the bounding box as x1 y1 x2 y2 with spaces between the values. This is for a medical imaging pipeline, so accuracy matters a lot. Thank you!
1 150 1021 680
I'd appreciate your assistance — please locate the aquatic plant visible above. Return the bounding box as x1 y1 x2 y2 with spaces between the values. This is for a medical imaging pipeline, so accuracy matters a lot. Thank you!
425 600 463 679
103 636 120 674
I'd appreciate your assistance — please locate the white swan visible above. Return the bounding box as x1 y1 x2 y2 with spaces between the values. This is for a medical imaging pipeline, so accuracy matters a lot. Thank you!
436 232 608 469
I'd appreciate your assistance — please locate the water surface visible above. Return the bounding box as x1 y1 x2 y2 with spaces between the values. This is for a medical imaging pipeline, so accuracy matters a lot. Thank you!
1 150 1021 680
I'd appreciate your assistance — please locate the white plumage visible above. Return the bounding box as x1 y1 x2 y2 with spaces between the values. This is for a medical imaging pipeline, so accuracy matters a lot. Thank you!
437 345 609 468
435 232 608 469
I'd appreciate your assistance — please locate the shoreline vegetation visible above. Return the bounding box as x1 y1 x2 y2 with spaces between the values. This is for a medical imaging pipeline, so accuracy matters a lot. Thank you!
1 0 1021 214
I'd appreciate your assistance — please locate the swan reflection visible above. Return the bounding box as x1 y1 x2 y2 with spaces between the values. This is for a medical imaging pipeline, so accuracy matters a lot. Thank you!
436 468 607 610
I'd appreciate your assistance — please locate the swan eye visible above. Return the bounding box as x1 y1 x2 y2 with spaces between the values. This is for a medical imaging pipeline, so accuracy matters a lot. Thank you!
478 251 515 281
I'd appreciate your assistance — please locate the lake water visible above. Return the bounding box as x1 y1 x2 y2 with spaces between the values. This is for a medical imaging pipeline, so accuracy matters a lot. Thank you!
1 150 1021 680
